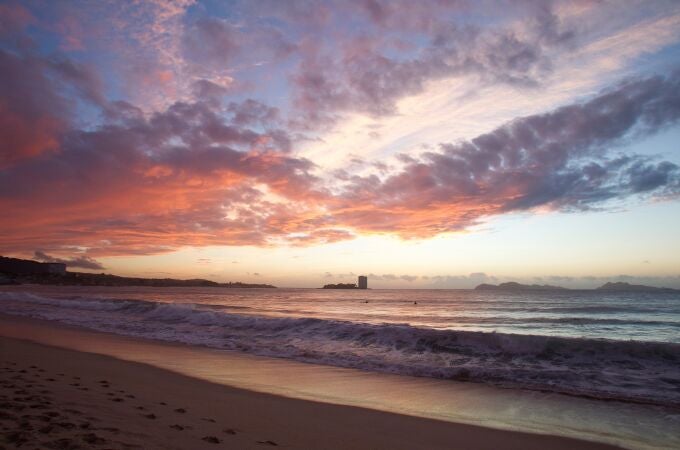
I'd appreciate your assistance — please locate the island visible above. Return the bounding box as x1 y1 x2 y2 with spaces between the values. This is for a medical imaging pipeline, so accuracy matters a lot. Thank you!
322 283 358 289
595 282 678 293
474 282 568 291
474 281 679 292
0 256 275 288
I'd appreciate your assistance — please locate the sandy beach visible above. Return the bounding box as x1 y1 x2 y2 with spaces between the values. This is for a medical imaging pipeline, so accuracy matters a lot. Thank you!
0 320 621 449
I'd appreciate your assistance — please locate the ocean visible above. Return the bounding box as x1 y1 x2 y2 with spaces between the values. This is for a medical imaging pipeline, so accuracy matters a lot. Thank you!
1 286 679 408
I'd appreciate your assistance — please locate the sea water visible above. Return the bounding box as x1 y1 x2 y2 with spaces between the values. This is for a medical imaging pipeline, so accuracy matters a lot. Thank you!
1 286 679 407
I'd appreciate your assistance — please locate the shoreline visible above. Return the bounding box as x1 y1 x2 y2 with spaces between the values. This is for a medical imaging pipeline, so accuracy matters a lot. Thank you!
0 315 625 450
0 338 618 450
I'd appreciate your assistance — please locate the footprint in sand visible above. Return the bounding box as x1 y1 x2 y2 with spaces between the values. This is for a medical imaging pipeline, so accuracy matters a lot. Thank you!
202 436 221 444
5 430 31 446
47 437 80 449
55 421 77 430
174 408 186 413
143 413 157 419
38 424 54 434
80 432 107 445
257 439 279 446
223 428 237 435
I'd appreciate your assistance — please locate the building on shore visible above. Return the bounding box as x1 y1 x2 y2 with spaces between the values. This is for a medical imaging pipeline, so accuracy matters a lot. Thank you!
358 275 368 289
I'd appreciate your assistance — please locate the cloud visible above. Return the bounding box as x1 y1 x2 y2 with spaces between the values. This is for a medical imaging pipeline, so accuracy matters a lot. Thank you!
426 272 496 288
1 1 680 259
2 69 680 255
183 18 240 67
33 250 105 270
289 1 575 125
0 2 34 37
329 72 680 236
182 17 296 72
400 274 418 282
0 50 82 167
362 273 420 282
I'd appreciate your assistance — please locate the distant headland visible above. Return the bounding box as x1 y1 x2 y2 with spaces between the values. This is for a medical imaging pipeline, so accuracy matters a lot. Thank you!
475 281 678 292
595 282 678 293
0 256 276 288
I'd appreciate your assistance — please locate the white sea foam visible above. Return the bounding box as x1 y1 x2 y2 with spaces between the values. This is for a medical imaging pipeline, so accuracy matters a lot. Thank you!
2 290 679 407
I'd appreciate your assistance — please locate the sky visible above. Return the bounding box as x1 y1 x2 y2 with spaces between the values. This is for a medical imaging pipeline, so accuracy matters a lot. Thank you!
1 0 680 288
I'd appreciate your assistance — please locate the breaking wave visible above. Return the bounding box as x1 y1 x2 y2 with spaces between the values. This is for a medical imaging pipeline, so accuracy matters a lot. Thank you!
2 291 679 407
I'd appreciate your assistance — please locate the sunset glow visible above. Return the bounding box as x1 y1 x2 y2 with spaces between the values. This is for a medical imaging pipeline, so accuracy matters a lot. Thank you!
2 0 679 287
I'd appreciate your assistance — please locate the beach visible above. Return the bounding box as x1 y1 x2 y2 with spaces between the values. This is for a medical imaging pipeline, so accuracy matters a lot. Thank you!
0 315 622 450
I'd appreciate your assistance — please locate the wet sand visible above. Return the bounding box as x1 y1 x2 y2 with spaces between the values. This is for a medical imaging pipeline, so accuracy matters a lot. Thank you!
0 317 621 449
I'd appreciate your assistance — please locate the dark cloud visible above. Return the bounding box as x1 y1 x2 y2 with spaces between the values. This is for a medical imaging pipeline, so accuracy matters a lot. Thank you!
227 99 280 127
289 1 574 125
3 63 678 253
0 2 34 37
0 47 327 254
183 18 240 66
182 17 295 69
1 3 679 258
0 44 105 169
33 250 105 270
331 73 680 236
191 79 231 102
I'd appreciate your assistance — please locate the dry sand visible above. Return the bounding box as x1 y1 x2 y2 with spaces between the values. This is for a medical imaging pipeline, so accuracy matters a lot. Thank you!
0 335 621 449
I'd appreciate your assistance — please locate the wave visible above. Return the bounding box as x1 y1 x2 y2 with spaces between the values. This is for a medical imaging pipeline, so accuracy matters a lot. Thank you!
529 305 663 314
2 291 680 407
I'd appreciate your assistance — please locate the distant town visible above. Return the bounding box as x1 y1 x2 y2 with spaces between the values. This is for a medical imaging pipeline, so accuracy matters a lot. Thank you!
0 256 276 288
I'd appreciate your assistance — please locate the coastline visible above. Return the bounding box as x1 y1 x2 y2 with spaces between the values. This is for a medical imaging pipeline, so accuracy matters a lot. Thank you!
0 314 664 449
